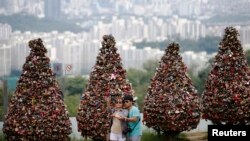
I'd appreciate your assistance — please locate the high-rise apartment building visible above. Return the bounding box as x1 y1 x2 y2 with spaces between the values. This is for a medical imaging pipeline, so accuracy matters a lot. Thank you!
44 0 61 19
0 45 11 76
0 23 12 41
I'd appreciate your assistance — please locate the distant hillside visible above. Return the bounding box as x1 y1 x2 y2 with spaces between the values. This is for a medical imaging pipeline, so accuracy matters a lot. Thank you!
0 14 83 32
204 14 250 25
133 36 221 54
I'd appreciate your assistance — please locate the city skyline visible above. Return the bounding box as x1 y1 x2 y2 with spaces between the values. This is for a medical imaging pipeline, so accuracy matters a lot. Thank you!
0 0 250 19
0 0 250 77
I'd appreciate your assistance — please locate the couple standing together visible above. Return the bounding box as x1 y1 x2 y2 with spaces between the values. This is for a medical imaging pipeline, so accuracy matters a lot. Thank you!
109 95 142 141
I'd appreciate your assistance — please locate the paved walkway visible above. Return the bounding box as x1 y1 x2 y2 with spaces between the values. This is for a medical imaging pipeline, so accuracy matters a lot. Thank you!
185 132 207 141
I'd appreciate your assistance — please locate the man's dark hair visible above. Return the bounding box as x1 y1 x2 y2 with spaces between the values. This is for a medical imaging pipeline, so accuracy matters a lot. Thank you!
123 95 133 102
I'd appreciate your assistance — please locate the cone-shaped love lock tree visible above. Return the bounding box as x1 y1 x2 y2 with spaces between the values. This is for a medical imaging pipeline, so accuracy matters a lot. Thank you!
143 43 201 136
77 35 134 140
202 27 250 125
3 38 72 140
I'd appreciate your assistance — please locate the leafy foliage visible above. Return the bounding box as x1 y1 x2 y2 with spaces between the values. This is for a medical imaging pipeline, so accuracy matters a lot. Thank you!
246 50 250 65
127 60 158 110
64 77 87 95
64 94 81 117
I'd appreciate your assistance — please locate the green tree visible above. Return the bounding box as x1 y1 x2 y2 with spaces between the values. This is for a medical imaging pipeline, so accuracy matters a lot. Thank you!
127 69 146 87
0 87 2 105
143 60 159 75
189 59 213 95
64 94 81 117
55 76 87 117
188 71 203 95
127 69 149 110
127 60 158 110
65 76 87 95
246 50 250 65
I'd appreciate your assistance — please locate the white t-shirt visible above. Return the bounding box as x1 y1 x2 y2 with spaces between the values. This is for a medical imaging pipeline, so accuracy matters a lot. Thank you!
111 109 128 134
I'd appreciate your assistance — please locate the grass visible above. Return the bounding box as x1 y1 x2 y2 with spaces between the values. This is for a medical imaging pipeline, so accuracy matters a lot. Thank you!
0 132 7 141
142 131 190 141
185 132 208 141
202 133 208 140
